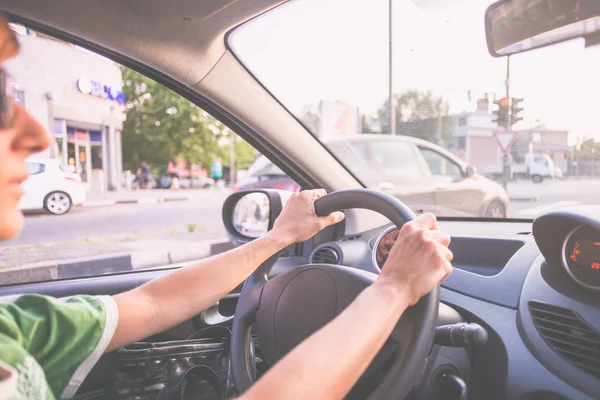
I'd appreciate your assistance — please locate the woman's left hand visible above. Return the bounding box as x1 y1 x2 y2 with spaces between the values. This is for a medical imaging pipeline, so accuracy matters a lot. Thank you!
271 189 345 245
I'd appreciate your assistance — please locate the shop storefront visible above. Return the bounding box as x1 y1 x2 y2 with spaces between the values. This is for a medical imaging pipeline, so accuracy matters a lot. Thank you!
8 27 126 193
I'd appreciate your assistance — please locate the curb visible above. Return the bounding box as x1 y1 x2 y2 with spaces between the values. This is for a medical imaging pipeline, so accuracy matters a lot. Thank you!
0 238 232 285
82 196 192 208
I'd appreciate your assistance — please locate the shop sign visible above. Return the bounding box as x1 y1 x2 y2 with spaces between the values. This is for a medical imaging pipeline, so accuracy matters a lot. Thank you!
77 77 126 106
75 131 90 141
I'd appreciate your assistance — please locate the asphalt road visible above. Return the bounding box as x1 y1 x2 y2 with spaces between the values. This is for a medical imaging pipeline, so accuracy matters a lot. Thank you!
507 178 600 219
2 178 597 250
1 191 231 247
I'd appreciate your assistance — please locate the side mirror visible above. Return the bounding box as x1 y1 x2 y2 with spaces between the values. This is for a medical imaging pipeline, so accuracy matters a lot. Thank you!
465 165 477 177
222 190 292 245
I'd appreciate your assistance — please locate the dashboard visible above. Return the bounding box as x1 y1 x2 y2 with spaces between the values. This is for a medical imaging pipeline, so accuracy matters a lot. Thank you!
3 203 600 399
306 208 600 399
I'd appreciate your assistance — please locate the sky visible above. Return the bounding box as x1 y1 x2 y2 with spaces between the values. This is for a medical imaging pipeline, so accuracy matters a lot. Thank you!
229 0 600 144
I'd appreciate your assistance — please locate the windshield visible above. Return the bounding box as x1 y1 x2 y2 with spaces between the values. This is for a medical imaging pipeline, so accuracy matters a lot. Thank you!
229 0 600 220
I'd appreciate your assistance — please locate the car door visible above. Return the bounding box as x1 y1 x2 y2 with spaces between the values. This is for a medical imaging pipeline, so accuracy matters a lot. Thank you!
18 162 46 210
418 146 484 217
366 140 437 215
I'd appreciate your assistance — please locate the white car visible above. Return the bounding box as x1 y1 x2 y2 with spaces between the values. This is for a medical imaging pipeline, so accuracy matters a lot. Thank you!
18 158 86 215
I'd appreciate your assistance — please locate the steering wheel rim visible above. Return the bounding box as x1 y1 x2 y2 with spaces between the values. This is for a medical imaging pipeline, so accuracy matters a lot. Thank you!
231 189 439 399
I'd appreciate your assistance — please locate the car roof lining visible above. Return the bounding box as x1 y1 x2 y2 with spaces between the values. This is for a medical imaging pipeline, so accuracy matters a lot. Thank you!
1 0 285 86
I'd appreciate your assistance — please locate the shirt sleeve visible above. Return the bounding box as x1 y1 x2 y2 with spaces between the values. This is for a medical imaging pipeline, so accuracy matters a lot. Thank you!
0 293 118 399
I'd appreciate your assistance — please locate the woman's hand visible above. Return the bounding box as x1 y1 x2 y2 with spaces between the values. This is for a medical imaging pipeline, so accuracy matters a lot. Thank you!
271 189 345 245
376 213 453 306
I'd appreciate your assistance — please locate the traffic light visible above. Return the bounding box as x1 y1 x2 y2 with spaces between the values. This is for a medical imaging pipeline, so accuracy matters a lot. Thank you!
492 97 509 128
511 97 524 125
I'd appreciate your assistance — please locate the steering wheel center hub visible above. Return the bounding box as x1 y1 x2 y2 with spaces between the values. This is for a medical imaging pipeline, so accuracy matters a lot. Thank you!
258 267 339 365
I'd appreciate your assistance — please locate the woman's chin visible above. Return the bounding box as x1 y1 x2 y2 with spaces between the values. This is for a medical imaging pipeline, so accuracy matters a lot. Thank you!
0 208 24 241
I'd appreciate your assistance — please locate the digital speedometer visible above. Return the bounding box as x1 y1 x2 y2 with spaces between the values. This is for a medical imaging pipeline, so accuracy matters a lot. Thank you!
561 225 600 291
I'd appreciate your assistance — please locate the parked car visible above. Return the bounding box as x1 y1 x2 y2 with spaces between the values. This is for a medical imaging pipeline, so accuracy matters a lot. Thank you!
18 158 86 215
179 176 215 189
233 156 301 193
237 134 510 218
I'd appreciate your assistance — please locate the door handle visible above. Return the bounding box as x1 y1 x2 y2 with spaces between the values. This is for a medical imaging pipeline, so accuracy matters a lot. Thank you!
199 301 234 326
378 181 394 190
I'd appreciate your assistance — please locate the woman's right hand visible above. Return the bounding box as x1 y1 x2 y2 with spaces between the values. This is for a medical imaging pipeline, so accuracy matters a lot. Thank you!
377 213 453 306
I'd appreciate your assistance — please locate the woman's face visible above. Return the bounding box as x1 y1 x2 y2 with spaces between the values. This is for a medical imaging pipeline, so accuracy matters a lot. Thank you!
0 20 52 240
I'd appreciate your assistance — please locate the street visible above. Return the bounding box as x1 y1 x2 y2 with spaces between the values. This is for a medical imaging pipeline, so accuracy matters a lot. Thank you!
0 179 597 269
2 192 231 247
507 179 600 218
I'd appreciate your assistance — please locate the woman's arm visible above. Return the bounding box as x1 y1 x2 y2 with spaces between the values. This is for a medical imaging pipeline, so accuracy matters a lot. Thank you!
107 190 344 351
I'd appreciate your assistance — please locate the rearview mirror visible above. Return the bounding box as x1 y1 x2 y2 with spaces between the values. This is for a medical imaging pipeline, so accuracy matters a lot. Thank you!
465 165 477 177
486 0 600 57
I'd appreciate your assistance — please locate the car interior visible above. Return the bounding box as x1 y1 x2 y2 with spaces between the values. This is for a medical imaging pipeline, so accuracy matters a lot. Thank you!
2 0 600 399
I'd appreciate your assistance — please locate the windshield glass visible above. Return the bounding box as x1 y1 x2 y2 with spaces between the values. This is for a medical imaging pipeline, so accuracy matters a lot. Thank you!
229 0 600 220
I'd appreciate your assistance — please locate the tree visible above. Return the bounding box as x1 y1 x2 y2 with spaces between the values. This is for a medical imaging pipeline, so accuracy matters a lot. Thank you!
120 67 221 174
375 90 453 144
298 105 319 133
576 138 600 160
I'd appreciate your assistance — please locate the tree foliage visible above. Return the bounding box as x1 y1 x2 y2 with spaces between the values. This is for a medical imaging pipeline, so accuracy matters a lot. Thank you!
376 90 453 143
120 66 256 175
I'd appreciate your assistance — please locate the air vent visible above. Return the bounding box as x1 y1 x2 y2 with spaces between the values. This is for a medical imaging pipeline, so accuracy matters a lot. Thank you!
529 301 600 379
517 232 532 236
312 247 340 264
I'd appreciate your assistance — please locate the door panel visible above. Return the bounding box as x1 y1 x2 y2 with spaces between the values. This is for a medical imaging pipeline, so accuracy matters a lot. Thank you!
367 140 436 215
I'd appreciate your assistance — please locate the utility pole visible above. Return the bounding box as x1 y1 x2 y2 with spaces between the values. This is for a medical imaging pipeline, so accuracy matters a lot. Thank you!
229 129 236 186
502 55 511 192
592 148 596 179
389 0 396 135
575 137 581 179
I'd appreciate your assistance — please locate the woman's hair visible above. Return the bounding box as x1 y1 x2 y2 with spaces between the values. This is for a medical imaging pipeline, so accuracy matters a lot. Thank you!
0 14 20 64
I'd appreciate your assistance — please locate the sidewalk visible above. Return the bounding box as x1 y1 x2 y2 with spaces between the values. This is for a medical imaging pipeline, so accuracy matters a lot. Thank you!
0 227 232 285
83 188 232 207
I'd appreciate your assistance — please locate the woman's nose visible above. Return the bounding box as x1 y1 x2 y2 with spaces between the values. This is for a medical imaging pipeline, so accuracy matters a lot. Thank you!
12 103 52 155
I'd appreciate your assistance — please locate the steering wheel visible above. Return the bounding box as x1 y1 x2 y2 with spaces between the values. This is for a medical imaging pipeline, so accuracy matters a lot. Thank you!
230 189 439 399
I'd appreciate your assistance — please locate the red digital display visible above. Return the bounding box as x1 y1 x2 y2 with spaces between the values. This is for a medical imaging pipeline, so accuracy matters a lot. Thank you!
564 226 600 289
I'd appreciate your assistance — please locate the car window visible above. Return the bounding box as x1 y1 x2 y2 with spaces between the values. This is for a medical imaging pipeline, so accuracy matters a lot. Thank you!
231 0 600 221
420 148 463 179
326 140 376 182
26 162 45 175
369 141 422 182
1 25 268 286
247 156 286 177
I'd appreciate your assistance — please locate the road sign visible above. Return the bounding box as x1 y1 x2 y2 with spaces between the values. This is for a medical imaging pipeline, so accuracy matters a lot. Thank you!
493 130 518 153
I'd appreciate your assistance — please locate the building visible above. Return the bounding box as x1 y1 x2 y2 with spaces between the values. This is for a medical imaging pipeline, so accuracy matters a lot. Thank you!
447 99 569 173
7 27 126 193
446 99 499 169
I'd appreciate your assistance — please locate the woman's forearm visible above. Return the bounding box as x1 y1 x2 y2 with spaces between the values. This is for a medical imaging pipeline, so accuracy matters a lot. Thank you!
108 230 291 351
242 279 409 400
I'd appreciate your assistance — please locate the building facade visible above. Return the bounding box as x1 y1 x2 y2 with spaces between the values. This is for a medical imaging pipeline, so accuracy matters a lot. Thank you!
7 28 126 193
447 99 569 173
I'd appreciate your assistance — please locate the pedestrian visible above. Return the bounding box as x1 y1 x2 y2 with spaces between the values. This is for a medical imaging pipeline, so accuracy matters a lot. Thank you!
0 14 452 400
211 157 223 188
167 157 180 189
